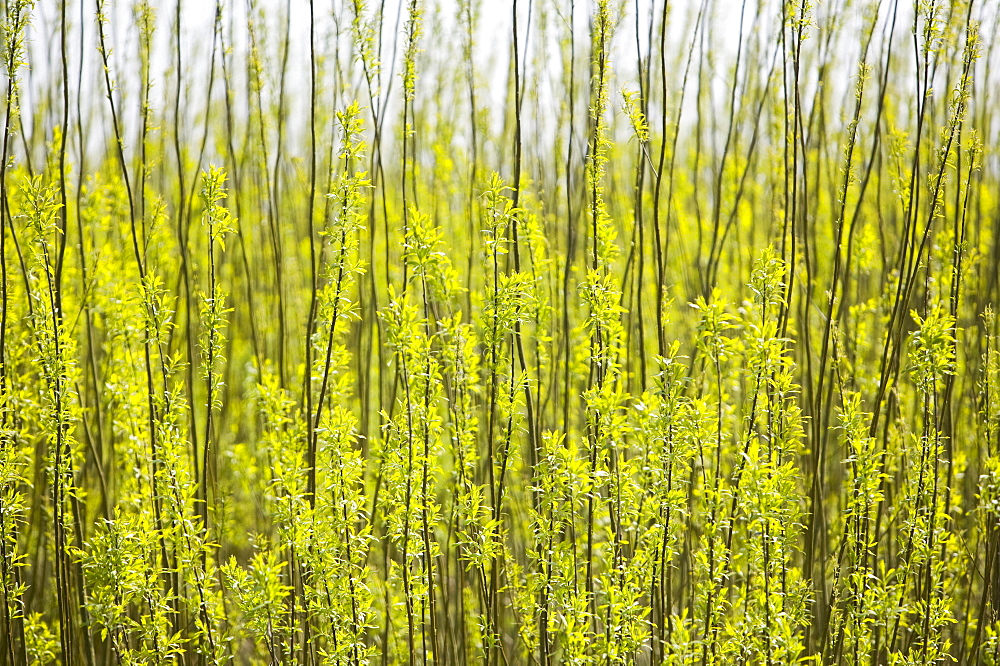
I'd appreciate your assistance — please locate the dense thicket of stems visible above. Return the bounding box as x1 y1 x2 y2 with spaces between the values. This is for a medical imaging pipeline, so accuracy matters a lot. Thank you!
0 0 998 664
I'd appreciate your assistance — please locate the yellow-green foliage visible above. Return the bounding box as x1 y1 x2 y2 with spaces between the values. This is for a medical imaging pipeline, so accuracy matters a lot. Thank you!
0 1 997 665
